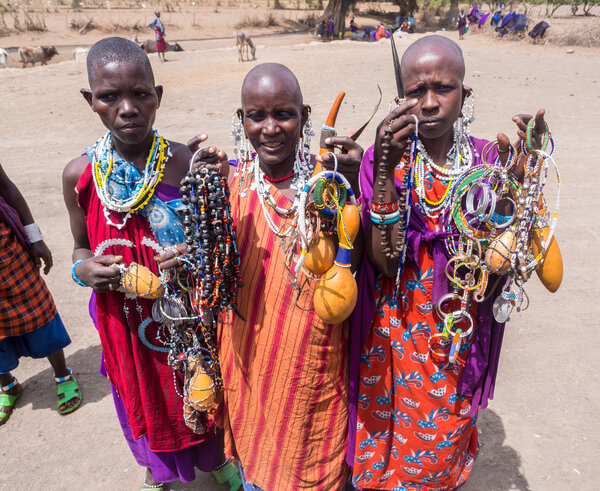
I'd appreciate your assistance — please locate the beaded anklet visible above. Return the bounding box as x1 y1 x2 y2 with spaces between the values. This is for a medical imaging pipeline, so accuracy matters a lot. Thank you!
1 377 18 392
54 368 73 384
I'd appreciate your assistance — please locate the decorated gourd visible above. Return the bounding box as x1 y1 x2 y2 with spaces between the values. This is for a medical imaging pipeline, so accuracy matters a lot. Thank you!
304 232 336 275
120 262 164 299
532 226 563 292
313 204 360 324
484 227 517 274
187 363 216 413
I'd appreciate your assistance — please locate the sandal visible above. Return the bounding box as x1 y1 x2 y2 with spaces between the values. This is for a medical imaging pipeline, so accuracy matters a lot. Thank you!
55 369 82 415
0 377 21 426
141 483 166 490
212 460 242 491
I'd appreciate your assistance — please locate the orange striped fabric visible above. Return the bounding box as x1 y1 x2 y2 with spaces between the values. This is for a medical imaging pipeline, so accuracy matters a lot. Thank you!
218 171 350 490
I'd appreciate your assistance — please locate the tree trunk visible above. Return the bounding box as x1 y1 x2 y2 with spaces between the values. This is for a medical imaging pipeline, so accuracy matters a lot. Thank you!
273 0 284 10
322 0 354 37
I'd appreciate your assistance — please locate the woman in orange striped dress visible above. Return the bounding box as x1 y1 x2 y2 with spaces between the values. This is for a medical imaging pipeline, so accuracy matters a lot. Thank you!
178 63 364 490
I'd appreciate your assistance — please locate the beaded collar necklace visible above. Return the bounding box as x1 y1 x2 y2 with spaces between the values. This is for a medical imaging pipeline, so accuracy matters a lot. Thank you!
249 146 311 237
413 132 476 218
91 130 170 229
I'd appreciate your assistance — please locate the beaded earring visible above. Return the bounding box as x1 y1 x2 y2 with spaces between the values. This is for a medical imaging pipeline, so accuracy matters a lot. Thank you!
291 107 314 190
454 92 475 150
231 109 253 197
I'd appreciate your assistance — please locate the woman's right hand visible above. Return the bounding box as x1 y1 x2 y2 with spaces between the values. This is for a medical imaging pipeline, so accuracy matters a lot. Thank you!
187 134 230 179
74 254 123 293
374 98 418 173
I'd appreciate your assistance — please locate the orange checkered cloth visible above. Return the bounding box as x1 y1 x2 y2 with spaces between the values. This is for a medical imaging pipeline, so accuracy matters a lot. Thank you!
0 220 57 339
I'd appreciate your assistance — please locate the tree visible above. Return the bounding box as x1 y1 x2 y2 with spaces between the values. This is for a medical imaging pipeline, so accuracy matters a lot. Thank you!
322 0 355 37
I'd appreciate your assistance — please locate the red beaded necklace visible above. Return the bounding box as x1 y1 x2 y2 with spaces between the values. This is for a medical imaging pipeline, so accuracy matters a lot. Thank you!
263 171 295 183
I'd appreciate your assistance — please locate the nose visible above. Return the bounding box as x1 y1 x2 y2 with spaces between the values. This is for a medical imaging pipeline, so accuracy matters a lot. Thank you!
262 116 279 136
421 89 438 113
119 97 138 118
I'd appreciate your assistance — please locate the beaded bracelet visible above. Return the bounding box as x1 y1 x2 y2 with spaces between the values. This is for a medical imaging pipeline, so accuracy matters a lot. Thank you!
371 200 400 214
370 209 401 225
72 260 89 287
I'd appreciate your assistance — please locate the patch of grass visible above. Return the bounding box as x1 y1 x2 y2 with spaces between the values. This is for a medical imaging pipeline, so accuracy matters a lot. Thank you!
235 12 279 29
548 21 600 47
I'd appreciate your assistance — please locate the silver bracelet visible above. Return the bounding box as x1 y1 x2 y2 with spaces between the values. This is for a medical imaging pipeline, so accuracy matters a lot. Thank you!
23 222 43 243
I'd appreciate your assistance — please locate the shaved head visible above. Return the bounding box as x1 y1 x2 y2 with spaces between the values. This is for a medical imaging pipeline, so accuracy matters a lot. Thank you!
87 37 154 87
241 63 303 107
401 35 465 82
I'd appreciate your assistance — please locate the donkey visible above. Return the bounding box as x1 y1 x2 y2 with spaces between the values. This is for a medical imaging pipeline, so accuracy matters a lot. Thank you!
234 30 256 62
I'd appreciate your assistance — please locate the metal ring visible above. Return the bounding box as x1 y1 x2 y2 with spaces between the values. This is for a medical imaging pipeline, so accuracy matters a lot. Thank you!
323 151 339 183
435 293 460 319
466 182 491 217
444 311 474 338
109 283 114 291
189 146 209 172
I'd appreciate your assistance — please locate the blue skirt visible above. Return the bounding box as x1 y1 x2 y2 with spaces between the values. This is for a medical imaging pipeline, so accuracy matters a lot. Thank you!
0 313 70 373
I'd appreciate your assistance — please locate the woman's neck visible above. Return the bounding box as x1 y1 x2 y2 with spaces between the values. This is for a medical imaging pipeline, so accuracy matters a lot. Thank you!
112 133 155 171
420 130 455 167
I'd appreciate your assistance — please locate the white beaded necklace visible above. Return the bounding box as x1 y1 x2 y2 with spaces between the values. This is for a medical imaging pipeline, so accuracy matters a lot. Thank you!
249 145 311 237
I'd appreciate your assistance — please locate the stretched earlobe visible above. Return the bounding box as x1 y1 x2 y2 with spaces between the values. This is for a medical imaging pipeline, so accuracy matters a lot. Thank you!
80 88 93 107
155 85 163 108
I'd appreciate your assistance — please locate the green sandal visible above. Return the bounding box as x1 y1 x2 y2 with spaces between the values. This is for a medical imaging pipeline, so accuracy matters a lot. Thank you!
212 460 242 491
56 369 82 415
0 377 21 426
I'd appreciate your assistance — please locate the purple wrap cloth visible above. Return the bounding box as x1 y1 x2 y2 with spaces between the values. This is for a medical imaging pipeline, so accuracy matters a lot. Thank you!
348 138 507 464
88 182 223 483
0 194 29 251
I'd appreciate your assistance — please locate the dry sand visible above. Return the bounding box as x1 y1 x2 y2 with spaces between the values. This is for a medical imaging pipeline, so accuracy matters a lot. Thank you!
0 4 599 490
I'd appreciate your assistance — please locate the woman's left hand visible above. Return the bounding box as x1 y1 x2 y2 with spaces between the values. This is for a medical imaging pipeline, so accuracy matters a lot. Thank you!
155 243 188 271
30 240 53 275
317 135 364 197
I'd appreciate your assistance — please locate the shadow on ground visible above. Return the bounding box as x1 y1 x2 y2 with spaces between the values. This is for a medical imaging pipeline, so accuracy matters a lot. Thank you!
462 409 531 490
13 343 110 412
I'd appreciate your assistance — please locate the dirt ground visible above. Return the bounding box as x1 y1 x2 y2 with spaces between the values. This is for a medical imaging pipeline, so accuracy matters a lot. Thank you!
0 3 599 490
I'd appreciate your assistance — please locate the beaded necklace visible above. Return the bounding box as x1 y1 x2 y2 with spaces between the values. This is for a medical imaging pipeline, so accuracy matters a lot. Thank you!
91 130 169 229
413 133 476 218
250 148 311 237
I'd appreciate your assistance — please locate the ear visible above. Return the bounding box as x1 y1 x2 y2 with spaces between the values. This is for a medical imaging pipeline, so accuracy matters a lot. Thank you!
155 85 163 108
80 88 93 108
236 108 243 122
461 84 472 106
301 104 310 127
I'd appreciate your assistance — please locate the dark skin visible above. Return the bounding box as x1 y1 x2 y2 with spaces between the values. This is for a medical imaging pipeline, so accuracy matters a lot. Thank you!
63 59 217 486
0 163 77 421
157 63 364 272
63 61 192 292
369 37 549 277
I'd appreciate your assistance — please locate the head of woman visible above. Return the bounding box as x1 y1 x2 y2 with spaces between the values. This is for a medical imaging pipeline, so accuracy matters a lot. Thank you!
401 36 470 150
240 63 308 177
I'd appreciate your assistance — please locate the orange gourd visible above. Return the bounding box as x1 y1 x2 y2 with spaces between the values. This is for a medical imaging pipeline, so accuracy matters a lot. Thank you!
305 232 336 275
187 364 216 413
484 227 517 274
313 204 360 324
120 262 164 299
532 227 563 292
